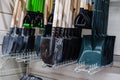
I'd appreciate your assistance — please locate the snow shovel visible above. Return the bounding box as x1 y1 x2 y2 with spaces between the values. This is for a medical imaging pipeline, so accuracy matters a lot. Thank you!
78 35 105 66
40 0 63 65
78 0 116 67
78 35 116 66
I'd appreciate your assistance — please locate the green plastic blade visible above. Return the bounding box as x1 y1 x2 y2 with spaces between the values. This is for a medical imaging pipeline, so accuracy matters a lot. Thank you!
27 0 32 11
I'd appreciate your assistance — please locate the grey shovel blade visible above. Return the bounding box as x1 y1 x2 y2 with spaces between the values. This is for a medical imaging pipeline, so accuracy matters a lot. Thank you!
52 38 63 64
2 35 11 55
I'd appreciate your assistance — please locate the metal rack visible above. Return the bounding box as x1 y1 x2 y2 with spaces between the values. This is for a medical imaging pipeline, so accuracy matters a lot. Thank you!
74 62 113 75
1 51 40 63
42 60 77 69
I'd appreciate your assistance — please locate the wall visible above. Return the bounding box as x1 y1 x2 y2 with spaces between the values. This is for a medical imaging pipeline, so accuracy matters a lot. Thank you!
108 0 120 55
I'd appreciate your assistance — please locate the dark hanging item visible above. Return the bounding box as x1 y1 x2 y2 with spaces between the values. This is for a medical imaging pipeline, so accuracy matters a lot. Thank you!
74 0 90 29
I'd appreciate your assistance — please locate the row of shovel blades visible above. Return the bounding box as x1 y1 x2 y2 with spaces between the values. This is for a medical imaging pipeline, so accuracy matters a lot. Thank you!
40 27 82 65
2 28 36 56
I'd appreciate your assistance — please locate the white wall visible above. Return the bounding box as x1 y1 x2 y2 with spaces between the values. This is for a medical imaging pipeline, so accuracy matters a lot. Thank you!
0 0 13 30
108 1 120 55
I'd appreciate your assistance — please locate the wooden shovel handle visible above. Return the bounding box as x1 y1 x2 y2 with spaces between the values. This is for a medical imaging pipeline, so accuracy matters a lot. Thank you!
10 0 20 28
80 0 84 8
16 0 22 27
77 0 81 14
19 0 27 28
68 0 74 28
88 0 93 11
44 0 49 25
53 0 59 27
58 0 64 27
84 0 89 10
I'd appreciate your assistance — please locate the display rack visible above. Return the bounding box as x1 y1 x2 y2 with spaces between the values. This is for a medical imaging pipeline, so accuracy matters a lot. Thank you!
42 60 77 69
1 51 40 63
74 62 113 75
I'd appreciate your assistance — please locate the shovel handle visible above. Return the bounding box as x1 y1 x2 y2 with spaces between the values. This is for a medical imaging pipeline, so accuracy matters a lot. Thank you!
80 0 84 8
11 0 20 27
44 0 49 25
58 0 64 27
20 0 27 28
84 0 89 10
88 0 93 11
53 0 59 27
16 0 22 27
62 0 68 28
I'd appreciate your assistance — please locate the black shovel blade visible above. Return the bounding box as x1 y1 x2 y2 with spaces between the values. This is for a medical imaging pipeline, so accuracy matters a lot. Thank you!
27 28 35 52
62 38 69 61
15 28 24 53
40 37 53 65
71 37 82 60
102 36 116 65
43 24 52 37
